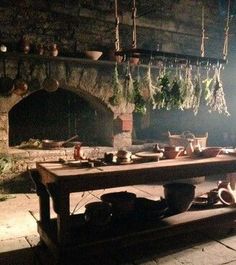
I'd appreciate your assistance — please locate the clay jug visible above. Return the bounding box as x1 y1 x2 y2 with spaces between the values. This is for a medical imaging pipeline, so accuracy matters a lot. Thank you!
185 139 194 157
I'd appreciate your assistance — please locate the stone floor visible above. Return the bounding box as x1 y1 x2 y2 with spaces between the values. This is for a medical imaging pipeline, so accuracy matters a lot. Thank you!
1 177 236 265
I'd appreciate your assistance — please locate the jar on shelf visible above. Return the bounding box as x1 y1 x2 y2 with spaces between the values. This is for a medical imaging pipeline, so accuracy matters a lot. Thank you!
36 44 44 55
51 43 58 57
20 38 30 54
0 44 7 53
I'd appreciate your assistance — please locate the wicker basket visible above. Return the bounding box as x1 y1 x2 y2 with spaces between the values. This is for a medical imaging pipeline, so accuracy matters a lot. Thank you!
168 131 208 148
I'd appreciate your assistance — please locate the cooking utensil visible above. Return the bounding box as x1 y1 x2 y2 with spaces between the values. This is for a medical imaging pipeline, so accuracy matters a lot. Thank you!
0 59 14 97
84 201 112 226
42 135 79 149
101 191 136 219
13 59 28 96
42 61 59 92
163 183 195 214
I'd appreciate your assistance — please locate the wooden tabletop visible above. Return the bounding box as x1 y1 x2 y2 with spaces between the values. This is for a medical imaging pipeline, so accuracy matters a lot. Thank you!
36 155 236 192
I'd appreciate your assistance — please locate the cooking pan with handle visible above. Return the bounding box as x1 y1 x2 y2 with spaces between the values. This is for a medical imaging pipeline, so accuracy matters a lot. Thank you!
42 61 59 92
0 59 14 97
42 135 79 149
13 59 28 96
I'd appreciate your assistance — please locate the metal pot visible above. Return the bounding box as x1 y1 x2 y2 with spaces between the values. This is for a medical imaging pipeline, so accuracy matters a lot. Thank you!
0 59 14 97
101 191 136 219
84 201 112 226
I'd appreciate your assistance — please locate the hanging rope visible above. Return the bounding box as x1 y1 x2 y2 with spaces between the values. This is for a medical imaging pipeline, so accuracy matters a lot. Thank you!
131 0 137 49
223 0 231 60
114 0 120 51
200 5 205 57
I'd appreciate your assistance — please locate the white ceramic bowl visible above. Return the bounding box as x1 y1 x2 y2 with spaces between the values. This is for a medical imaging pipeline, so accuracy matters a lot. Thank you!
84 51 103 60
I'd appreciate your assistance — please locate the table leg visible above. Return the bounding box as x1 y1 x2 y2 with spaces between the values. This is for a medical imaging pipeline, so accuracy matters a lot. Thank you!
39 188 50 227
47 184 70 245
57 191 70 245
30 169 50 226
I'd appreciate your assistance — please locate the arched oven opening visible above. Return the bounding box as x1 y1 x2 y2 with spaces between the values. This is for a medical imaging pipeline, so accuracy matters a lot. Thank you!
9 88 113 147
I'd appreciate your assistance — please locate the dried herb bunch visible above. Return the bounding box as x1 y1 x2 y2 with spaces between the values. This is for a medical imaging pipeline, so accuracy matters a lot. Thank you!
133 66 146 114
192 67 202 115
181 66 195 110
124 62 134 103
208 67 230 116
109 63 123 106
141 63 157 106
108 61 229 116
169 67 184 109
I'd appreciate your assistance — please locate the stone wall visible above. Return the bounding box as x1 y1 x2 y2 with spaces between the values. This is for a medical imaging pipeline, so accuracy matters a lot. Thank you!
0 0 229 57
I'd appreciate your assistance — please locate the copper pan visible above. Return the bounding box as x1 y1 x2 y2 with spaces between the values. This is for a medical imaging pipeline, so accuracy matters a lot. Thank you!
0 59 14 97
42 135 79 149
42 61 59 92
13 59 28 96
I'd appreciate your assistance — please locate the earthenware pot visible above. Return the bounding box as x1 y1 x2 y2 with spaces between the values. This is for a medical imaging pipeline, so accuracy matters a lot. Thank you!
84 201 112 226
163 183 195 214
101 191 136 219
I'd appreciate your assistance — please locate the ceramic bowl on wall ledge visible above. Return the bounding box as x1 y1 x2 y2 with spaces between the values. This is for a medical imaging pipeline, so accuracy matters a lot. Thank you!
84 51 103 60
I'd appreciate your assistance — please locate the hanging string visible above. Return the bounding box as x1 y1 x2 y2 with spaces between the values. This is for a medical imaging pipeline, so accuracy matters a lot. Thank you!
132 0 137 49
114 0 120 51
223 0 231 60
200 5 205 57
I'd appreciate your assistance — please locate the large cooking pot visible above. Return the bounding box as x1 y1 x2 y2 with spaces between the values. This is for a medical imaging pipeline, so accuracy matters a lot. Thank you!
42 135 79 149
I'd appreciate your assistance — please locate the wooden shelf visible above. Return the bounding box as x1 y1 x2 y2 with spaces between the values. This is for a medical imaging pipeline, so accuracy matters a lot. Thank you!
38 206 236 254
0 51 116 66
115 48 227 65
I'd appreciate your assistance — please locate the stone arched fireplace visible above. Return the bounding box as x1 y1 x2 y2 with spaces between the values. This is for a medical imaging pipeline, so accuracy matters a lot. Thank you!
9 88 114 147
0 54 134 152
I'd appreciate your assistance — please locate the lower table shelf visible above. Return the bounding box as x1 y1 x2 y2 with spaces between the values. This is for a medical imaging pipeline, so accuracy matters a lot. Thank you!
38 206 236 260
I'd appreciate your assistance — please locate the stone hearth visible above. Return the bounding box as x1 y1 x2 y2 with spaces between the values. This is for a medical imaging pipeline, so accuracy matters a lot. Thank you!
0 54 135 152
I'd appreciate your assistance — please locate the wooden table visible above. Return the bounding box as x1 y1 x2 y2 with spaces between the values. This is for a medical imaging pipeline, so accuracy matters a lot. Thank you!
34 155 236 263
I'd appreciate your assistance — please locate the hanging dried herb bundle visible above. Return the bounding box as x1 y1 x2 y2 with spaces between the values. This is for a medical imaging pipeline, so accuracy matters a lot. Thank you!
170 77 183 109
158 73 172 109
133 67 147 114
208 68 230 116
202 69 213 104
109 63 123 106
181 66 195 109
152 66 171 109
167 66 184 109
192 68 202 115
141 63 157 106
124 63 134 103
